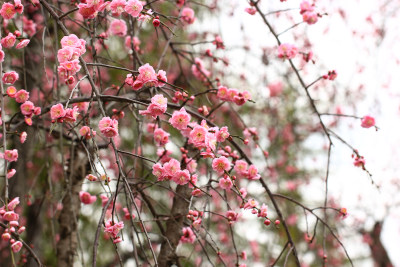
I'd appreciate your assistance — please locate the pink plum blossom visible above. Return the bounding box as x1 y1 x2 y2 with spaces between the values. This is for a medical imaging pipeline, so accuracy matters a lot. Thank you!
98 116 119 137
169 107 191 130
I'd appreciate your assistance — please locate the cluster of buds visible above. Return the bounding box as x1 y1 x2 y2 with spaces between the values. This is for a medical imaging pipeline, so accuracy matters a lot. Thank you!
187 210 203 230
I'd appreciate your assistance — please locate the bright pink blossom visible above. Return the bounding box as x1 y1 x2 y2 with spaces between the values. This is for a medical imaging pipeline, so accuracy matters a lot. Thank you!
180 227 195 243
79 191 97 204
50 104 66 121
7 169 16 179
3 71 19 85
98 116 119 137
212 156 230 175
124 0 143 17
361 115 375 128
11 241 22 253
109 0 126 16
79 126 96 140
20 101 35 116
169 107 191 130
219 177 233 190
15 39 30 49
154 128 169 146
181 7 195 24
139 94 167 118
7 197 20 210
172 169 191 185
0 3 16 20
2 149 18 162
163 158 181 178
1 33 16 48
15 90 29 103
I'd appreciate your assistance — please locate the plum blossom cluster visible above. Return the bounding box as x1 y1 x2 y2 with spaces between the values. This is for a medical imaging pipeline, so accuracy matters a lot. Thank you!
0 0 23 20
98 116 119 138
104 220 124 243
300 0 319 25
0 197 25 253
234 160 261 180
139 94 168 118
277 43 298 60
50 104 79 123
125 63 167 90
152 158 196 186
6 85 41 125
57 34 86 85
217 85 252 106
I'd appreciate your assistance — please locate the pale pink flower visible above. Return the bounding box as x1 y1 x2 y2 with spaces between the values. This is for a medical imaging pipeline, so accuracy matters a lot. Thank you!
7 197 20 210
226 210 239 224
0 3 16 19
212 156 230 175
219 177 233 190
152 163 166 181
181 7 195 24
247 165 260 180
303 11 318 25
79 126 96 140
258 204 268 217
180 227 195 243
277 43 298 60
15 39 30 49
7 169 16 179
7 86 17 98
57 47 74 63
63 106 79 123
124 0 143 17
217 86 229 101
243 199 258 210
169 107 191 130
3 149 18 162
138 63 158 85
50 103 66 121
156 70 167 87
172 169 190 185
154 128 169 146
104 220 124 238
163 158 181 178
3 211 19 221
216 126 229 142
79 191 97 204
20 132 27 143
139 94 167 118
110 19 127 37
20 101 35 116
11 241 22 253
3 71 19 85
234 160 248 176
300 0 314 14
361 115 375 128
189 125 207 148
1 33 16 48
15 90 29 103
109 0 126 16
98 116 119 137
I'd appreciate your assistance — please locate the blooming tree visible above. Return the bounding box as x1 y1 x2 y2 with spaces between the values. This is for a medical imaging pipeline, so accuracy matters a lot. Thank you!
0 0 394 266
